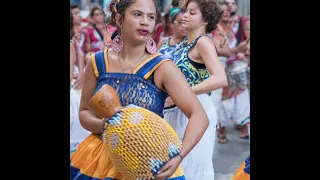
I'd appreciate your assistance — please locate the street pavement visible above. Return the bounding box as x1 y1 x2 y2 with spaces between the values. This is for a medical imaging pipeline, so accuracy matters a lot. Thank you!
213 125 250 180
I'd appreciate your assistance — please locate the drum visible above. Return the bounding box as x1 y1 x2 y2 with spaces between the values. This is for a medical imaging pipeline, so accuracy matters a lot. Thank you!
226 60 249 88
88 85 182 179
219 56 227 69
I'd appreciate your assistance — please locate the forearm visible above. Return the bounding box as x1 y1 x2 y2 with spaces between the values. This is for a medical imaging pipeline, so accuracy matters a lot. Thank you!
230 46 242 53
192 76 227 95
79 110 104 134
78 54 85 75
217 47 232 57
180 106 209 158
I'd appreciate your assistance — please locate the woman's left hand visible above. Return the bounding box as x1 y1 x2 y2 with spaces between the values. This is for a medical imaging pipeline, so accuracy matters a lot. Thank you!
155 156 182 180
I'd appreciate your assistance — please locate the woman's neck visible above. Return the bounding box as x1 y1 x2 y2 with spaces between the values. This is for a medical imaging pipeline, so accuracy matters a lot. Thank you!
187 28 206 44
119 43 147 64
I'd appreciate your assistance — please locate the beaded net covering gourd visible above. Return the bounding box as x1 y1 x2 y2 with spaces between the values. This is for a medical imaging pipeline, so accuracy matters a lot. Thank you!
102 104 182 180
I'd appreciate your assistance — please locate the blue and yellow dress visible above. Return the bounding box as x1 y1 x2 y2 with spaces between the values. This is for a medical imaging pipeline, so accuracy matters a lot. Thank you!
70 49 185 180
159 37 185 60
164 35 217 180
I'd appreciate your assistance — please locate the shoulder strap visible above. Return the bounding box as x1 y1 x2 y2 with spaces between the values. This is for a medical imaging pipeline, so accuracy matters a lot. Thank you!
133 53 170 80
185 34 206 52
91 49 108 78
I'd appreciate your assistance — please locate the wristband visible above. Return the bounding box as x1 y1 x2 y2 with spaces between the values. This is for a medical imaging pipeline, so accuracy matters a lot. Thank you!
178 154 183 162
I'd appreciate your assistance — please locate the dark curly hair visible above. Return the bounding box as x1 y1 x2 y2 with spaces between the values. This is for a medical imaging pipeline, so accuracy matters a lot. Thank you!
108 0 160 26
180 0 223 33
219 1 228 6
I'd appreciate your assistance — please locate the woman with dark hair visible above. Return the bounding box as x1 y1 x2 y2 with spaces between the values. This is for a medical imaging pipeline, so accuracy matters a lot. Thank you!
70 9 90 156
70 4 86 90
70 11 76 84
216 1 250 143
84 5 107 63
210 1 248 144
70 0 210 179
210 2 247 60
164 0 228 179
158 3 187 61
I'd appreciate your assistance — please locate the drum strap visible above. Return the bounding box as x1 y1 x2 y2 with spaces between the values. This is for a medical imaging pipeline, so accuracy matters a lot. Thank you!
236 17 243 46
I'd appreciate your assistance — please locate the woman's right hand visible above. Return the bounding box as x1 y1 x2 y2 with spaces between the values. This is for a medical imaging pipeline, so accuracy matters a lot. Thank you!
155 156 182 180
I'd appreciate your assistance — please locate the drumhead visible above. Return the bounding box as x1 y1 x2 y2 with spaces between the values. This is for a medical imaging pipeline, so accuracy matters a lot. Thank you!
227 60 248 73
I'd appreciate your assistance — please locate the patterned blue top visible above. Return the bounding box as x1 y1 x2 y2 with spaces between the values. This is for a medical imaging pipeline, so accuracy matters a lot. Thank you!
159 37 185 60
92 50 169 117
173 35 210 87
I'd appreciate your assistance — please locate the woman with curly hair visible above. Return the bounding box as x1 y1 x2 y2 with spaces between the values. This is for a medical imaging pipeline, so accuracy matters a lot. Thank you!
164 0 227 179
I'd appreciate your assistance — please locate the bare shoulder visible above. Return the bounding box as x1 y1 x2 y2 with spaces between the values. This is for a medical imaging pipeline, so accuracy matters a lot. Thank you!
105 48 118 63
155 60 177 75
197 36 215 50
154 60 182 91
